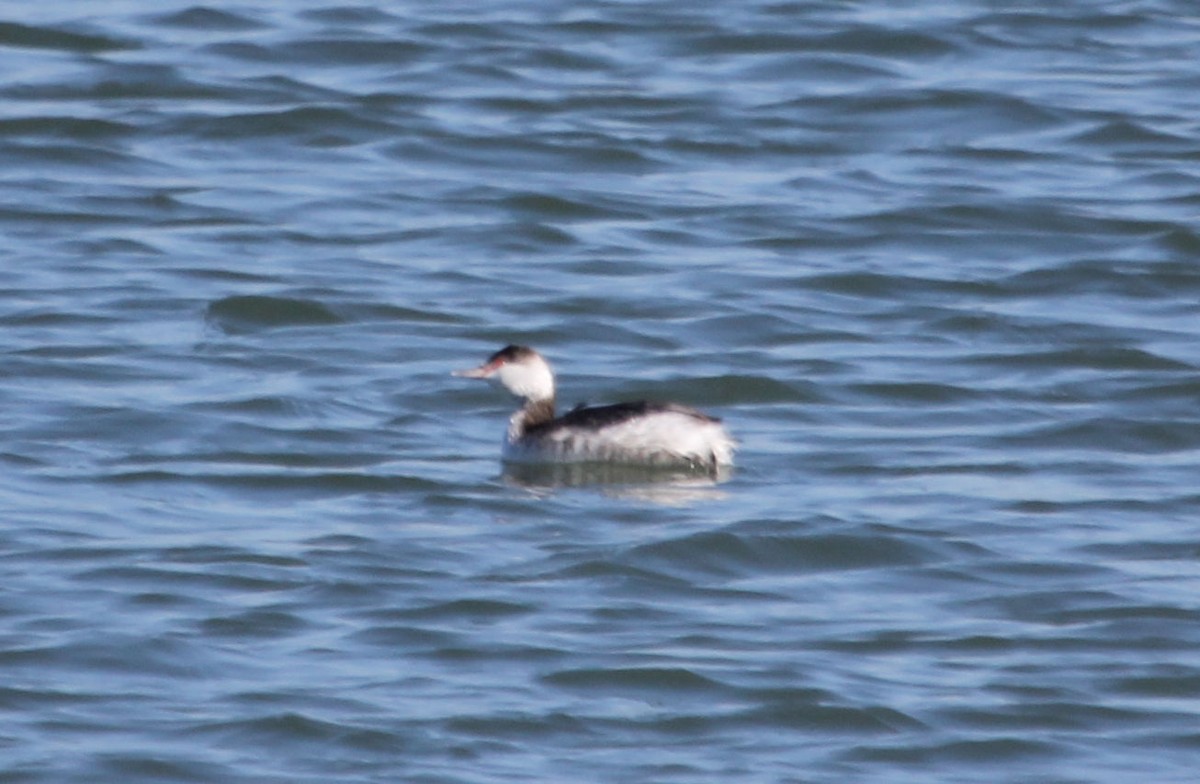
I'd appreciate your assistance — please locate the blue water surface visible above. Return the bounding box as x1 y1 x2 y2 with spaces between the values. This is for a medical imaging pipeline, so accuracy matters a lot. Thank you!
2 2 1200 782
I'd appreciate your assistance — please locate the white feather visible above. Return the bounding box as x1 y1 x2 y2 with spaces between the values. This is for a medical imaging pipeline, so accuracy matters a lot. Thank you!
504 409 735 468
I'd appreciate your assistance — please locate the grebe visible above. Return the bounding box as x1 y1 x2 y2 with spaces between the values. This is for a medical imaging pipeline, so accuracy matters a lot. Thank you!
453 345 735 470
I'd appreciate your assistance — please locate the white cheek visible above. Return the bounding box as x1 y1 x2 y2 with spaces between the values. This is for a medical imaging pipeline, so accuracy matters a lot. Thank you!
496 366 527 397
498 363 553 399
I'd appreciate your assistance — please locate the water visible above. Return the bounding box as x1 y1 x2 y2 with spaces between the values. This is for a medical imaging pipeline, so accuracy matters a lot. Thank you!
2 1 1199 781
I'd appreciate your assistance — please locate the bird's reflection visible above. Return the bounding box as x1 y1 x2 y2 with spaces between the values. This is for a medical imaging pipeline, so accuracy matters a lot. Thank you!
500 462 732 505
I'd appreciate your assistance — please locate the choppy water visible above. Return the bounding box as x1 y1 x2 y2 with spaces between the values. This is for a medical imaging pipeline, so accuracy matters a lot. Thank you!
3 2 1200 782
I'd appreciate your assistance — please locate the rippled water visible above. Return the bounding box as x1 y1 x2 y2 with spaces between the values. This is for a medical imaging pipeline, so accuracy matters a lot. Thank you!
3 2 1200 782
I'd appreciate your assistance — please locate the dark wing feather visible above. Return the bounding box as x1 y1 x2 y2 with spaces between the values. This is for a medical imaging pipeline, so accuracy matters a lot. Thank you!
529 400 719 435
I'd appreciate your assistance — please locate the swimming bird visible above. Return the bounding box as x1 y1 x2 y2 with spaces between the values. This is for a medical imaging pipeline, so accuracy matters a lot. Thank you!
453 345 735 470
